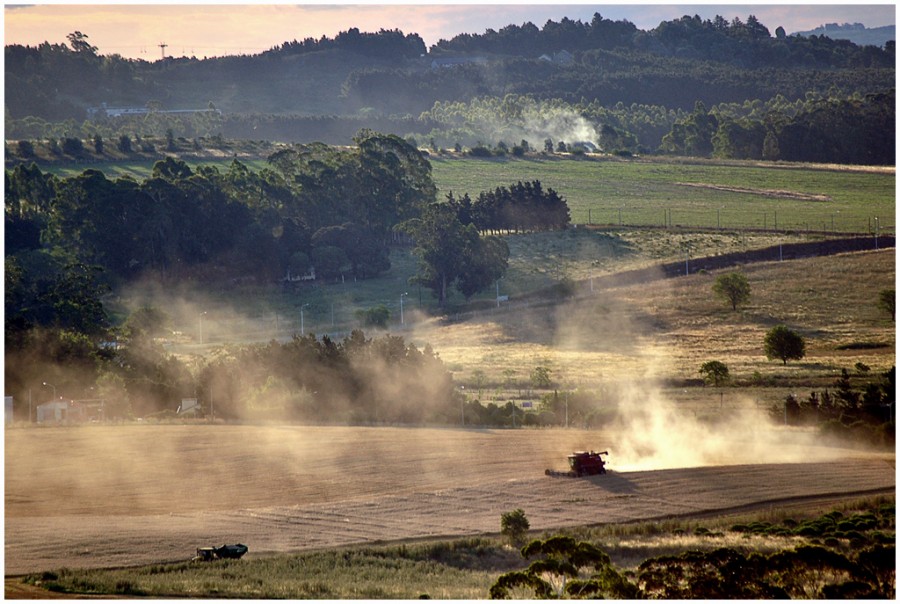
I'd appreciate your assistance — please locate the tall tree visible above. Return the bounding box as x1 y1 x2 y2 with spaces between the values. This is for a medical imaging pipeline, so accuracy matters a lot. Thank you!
401 204 472 306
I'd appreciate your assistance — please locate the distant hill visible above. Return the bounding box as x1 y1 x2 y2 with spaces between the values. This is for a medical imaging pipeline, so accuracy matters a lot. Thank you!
793 23 895 47
5 13 895 129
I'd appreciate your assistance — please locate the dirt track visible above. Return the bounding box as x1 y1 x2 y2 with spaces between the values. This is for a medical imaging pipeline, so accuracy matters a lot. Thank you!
5 425 895 576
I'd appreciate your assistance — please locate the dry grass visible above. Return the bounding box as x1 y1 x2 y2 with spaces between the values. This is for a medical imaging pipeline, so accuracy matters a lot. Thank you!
415 249 895 393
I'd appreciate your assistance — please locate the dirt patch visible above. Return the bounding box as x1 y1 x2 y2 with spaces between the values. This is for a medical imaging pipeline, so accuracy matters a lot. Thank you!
5 425 894 577
676 182 831 202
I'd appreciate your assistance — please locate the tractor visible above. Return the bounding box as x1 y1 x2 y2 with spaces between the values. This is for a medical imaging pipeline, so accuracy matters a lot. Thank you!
545 450 608 477
193 543 248 562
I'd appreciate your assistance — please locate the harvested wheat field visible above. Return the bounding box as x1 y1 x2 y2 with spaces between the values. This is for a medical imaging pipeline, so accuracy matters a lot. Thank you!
5 424 894 576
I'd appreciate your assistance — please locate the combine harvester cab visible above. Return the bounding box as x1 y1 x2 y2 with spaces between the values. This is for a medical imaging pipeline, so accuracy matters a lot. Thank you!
546 450 608 477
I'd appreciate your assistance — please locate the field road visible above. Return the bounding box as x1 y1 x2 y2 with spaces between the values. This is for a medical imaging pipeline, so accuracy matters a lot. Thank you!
5 424 895 575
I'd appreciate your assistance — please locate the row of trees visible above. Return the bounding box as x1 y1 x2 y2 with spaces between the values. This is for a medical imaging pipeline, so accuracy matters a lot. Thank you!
197 330 458 423
434 13 894 69
265 27 425 60
777 367 896 430
7 87 892 168
5 298 460 421
445 180 570 234
6 132 436 286
663 91 895 164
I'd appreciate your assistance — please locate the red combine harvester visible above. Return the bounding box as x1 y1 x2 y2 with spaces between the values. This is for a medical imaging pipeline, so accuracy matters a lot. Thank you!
545 450 608 477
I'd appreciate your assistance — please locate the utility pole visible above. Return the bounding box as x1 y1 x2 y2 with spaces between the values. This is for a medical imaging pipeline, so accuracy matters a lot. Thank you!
159 43 168 59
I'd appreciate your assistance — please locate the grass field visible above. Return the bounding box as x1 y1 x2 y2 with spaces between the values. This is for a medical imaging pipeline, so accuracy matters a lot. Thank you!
11 494 893 599
23 152 895 233
417 249 895 403
430 155 895 234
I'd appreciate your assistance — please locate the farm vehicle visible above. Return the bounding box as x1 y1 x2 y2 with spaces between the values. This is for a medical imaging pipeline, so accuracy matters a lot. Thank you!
545 450 608 477
193 543 248 562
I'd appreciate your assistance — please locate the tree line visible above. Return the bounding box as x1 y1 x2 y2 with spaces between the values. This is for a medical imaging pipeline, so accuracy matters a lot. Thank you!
433 13 894 69
663 91 895 164
6 87 892 165
445 180 570 234
773 367 896 447
6 15 893 124
6 132 435 287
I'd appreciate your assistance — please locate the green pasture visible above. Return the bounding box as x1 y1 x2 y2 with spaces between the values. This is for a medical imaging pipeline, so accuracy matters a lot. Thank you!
33 154 895 235
35 153 896 341
429 155 895 234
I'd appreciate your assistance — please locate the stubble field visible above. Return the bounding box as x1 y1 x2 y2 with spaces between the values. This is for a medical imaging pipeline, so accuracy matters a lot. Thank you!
5 424 894 576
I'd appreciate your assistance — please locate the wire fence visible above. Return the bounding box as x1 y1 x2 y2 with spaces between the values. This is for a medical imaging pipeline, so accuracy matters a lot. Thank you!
571 207 894 236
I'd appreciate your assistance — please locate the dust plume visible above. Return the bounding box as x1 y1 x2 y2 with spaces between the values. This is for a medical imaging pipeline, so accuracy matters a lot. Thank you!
604 383 841 472
547 278 852 473
452 95 600 148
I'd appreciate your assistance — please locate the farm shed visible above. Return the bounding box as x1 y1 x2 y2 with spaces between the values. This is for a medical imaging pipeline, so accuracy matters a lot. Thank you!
36 400 86 424
177 398 201 416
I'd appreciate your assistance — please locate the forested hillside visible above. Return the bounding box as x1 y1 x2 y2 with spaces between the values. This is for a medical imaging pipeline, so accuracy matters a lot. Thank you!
4 13 895 163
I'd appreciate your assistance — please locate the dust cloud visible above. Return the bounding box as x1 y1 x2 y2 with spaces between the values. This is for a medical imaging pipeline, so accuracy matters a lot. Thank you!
462 98 599 149
546 277 851 473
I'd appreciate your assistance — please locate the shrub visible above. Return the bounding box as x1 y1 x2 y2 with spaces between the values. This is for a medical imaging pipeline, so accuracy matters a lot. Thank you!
467 145 493 157
16 139 34 157
355 305 390 329
117 135 132 153
500 509 530 545
699 360 730 386
61 137 84 156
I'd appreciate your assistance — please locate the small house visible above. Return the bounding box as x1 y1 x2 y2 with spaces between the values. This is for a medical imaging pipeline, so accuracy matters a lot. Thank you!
177 398 201 416
36 400 86 424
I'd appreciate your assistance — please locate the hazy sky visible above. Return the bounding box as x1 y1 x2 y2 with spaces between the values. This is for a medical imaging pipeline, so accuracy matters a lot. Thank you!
4 3 896 60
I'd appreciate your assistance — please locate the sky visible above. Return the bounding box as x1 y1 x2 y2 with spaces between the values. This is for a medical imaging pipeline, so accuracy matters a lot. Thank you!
3 2 897 60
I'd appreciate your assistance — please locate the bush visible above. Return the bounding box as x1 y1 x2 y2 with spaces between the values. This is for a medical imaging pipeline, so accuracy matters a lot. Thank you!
500 508 530 545
16 139 34 157
355 305 391 329
466 145 493 157
61 137 84 156
117 135 132 153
